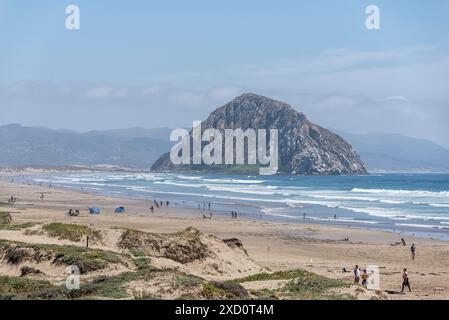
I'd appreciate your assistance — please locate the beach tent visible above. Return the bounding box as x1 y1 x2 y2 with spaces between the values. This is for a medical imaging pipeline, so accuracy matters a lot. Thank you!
89 207 101 214
115 206 125 213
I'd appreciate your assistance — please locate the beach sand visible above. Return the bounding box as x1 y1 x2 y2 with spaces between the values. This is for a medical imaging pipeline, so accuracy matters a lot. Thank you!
1 170 449 300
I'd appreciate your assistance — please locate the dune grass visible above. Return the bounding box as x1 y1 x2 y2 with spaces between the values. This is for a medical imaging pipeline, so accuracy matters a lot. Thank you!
0 240 126 274
235 269 353 300
42 222 102 243
0 211 13 224
0 276 54 300
235 269 310 283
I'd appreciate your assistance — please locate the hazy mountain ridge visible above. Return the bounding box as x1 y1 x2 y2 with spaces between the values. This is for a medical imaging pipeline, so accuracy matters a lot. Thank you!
0 124 169 168
1 121 448 173
336 131 449 173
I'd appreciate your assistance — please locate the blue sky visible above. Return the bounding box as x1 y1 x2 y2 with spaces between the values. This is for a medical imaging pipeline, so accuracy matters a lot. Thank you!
1 0 449 147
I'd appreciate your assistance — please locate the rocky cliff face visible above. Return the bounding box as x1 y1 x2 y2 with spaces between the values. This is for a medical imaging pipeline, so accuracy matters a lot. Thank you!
151 93 367 175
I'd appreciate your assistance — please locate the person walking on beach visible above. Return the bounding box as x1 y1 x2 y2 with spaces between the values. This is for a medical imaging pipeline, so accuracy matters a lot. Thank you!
208 202 211 211
150 206 154 213
40 193 44 200
354 265 360 284
401 268 412 293
410 243 416 260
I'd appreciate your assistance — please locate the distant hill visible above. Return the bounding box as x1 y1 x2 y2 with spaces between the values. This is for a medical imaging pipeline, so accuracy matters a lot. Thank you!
1 122 448 173
0 124 171 168
151 93 367 175
337 131 449 172
88 127 173 140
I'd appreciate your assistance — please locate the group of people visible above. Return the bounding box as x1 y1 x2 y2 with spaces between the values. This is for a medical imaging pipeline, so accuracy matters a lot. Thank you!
150 199 169 213
203 212 213 219
353 265 370 288
352 243 416 293
67 208 80 216
196 202 242 220
197 202 214 219
198 202 211 211
7 196 17 204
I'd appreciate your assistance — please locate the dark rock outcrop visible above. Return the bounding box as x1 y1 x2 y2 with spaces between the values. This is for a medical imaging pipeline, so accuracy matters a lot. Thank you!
151 93 367 175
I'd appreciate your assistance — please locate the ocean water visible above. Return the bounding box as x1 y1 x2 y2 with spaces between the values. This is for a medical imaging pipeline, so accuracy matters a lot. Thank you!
25 172 449 240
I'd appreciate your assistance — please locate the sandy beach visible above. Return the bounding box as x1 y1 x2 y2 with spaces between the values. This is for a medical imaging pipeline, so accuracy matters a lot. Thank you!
1 169 449 300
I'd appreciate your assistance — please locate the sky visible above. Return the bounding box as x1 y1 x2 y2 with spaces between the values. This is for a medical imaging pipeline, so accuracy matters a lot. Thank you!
1 0 449 148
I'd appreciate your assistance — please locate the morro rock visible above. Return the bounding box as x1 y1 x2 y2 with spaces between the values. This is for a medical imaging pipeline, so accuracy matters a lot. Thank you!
151 93 367 175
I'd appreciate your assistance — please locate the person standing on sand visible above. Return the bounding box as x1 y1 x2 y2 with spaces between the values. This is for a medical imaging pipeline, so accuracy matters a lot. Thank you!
150 206 154 213
401 268 412 292
410 243 416 260
361 269 368 288
354 265 360 284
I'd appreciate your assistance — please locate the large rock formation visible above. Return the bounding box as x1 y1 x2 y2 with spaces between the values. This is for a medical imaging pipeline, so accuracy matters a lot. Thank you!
151 93 367 175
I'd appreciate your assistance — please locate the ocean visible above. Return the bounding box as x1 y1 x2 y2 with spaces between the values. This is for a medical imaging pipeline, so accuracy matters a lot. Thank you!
24 172 449 240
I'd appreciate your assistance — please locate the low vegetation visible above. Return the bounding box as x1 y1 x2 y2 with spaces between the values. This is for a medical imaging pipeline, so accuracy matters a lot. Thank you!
280 271 352 299
0 266 196 300
42 222 103 243
0 276 54 300
235 269 310 283
118 227 209 264
0 211 13 224
0 240 126 274
202 281 249 299
236 269 353 300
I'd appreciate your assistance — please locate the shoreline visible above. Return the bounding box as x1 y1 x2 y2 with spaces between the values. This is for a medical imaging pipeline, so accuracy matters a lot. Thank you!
2 168 449 242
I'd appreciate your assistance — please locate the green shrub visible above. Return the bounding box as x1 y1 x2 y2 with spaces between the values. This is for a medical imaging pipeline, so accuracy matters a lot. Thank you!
42 222 102 243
